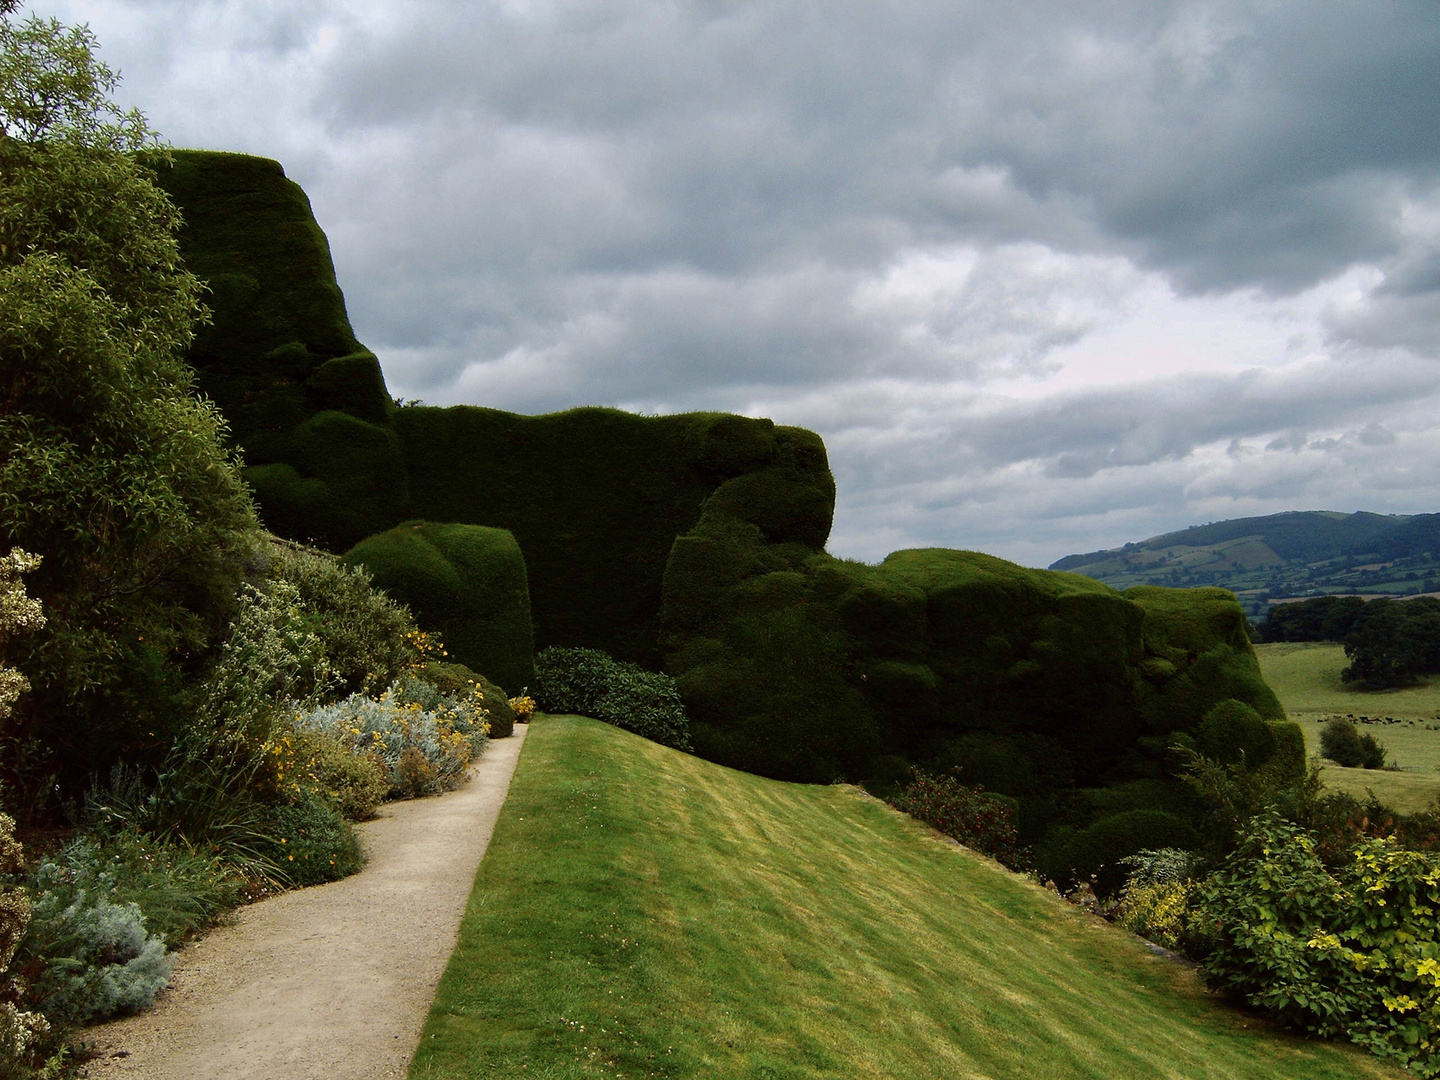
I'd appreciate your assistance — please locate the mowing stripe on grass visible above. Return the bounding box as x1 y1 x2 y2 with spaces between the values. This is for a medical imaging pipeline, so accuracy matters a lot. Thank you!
411 715 1400 1079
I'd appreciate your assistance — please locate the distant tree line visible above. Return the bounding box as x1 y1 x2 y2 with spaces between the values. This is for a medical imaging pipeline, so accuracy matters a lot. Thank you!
1259 595 1440 687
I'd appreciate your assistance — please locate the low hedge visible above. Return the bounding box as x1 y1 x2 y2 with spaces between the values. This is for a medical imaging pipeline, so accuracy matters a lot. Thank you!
535 646 691 751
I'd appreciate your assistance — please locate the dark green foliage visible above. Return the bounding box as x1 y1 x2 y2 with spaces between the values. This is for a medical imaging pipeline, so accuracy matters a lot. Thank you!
306 352 392 426
1319 718 1387 769
1259 596 1366 643
1129 585 1284 735
420 661 516 739
1341 596 1440 687
0 131 260 806
1195 699 1277 768
245 410 409 551
258 789 364 888
1265 719 1309 781
1038 809 1199 895
396 406 809 665
887 767 1019 865
535 647 691 751
152 152 409 548
343 521 534 694
150 152 368 420
1193 811 1440 1075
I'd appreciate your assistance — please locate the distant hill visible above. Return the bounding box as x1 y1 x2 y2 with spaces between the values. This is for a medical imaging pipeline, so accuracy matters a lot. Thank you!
1051 510 1440 618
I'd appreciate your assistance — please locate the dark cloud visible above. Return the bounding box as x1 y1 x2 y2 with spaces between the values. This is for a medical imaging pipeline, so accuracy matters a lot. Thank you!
39 0 1440 566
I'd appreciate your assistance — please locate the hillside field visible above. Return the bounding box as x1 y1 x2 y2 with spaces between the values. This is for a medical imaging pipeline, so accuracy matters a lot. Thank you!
1255 641 1440 812
410 715 1399 1079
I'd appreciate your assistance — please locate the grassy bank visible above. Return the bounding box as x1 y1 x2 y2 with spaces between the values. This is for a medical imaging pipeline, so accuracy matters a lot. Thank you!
1256 642 1440 811
410 715 1398 1079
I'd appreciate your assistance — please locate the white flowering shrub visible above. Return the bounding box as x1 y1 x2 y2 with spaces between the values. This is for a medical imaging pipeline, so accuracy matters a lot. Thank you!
0 548 43 723
0 811 56 1078
291 676 490 799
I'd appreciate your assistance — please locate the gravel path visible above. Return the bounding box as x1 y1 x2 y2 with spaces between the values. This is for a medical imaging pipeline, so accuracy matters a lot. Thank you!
83 725 528 1080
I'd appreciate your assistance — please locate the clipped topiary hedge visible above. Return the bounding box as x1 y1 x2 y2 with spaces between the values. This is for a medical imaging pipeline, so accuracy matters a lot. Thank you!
392 406 837 668
343 521 534 694
163 151 1295 874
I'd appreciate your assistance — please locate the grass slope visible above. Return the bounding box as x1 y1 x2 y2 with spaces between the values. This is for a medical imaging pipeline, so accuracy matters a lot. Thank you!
1256 641 1440 812
411 715 1398 1079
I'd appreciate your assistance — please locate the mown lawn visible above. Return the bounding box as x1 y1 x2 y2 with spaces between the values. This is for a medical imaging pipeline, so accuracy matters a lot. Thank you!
410 715 1400 1079
1256 642 1440 812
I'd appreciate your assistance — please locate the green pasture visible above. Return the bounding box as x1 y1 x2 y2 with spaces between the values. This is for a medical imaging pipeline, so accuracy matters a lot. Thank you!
1256 642 1440 812
411 714 1399 1079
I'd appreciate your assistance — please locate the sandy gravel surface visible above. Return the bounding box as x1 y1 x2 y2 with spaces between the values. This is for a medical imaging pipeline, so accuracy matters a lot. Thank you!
83 725 528 1080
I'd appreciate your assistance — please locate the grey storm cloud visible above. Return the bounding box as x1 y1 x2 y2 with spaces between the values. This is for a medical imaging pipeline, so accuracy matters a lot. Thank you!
41 0 1440 565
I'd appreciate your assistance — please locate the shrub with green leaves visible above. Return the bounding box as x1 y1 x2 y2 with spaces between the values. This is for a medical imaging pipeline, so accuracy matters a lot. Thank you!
1319 718 1387 769
273 728 389 822
1193 810 1440 1075
257 790 364 889
0 9 262 802
1113 848 1196 950
887 767 1019 866
201 541 426 736
420 661 515 739
535 646 691 751
262 542 420 696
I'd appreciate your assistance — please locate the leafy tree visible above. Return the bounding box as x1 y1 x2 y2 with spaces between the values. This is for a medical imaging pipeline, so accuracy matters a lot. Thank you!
1342 597 1440 687
1319 718 1387 770
0 5 260 799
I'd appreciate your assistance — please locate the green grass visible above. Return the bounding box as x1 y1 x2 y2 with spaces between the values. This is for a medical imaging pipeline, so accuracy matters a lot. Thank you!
1256 642 1440 812
410 715 1401 1079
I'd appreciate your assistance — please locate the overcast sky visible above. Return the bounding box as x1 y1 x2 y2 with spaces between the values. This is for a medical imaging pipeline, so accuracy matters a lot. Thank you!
38 0 1440 567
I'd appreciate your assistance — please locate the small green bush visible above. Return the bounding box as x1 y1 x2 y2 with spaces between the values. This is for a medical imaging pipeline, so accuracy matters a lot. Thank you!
1112 848 1197 950
17 840 178 1026
887 767 1019 866
1193 811 1440 1076
1320 718 1387 769
258 790 364 889
285 728 389 821
264 541 420 696
535 646 691 751
1196 699 1277 768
